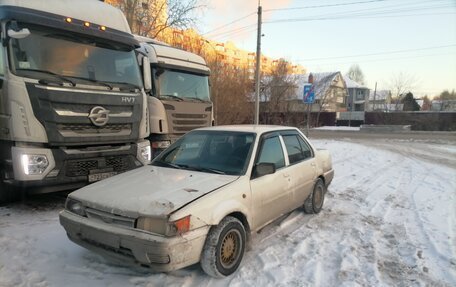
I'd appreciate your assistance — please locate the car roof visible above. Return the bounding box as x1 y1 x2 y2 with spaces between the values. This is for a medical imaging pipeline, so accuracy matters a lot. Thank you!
195 125 300 134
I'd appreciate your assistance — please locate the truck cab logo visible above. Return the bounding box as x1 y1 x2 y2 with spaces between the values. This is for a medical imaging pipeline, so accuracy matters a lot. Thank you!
88 106 110 127
121 96 135 104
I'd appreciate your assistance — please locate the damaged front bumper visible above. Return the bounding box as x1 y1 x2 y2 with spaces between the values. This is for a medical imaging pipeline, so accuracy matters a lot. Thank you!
59 210 209 272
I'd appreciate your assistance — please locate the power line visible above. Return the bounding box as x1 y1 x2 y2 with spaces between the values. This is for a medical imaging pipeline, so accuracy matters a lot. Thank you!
263 0 389 12
202 12 256 36
295 44 456 62
304 52 455 66
264 3 454 24
208 23 257 40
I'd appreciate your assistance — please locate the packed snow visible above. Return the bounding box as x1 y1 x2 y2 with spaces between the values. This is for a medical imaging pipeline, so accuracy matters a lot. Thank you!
313 126 360 131
1 139 455 287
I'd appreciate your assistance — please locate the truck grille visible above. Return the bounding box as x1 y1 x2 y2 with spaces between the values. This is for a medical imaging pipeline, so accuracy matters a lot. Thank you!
170 113 211 134
57 123 132 135
65 155 136 177
26 83 142 145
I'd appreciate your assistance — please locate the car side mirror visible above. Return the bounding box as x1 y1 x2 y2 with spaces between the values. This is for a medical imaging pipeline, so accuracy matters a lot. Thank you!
253 162 276 178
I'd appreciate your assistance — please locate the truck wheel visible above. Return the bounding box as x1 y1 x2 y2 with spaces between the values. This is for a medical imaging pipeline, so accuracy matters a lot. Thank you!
303 178 325 214
0 180 20 205
201 216 246 278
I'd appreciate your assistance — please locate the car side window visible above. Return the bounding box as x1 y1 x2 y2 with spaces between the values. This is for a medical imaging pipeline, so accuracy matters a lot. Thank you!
282 135 306 164
257 136 285 169
297 135 313 159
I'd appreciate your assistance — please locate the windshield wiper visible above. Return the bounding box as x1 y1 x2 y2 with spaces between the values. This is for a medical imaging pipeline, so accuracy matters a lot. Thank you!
152 160 189 170
65 76 113 90
186 166 226 175
186 97 208 102
103 81 140 91
160 94 184 101
16 68 76 86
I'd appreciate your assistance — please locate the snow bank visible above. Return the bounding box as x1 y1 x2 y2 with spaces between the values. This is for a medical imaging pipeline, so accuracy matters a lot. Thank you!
313 126 360 131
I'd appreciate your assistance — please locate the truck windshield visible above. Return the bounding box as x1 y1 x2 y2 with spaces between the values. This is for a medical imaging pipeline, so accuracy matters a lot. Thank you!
156 69 210 102
9 26 142 89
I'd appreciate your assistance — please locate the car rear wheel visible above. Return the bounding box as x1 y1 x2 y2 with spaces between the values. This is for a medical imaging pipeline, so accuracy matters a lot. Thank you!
303 178 326 214
200 216 246 278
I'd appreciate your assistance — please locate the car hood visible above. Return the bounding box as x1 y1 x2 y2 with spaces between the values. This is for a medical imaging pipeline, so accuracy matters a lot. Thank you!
70 166 239 218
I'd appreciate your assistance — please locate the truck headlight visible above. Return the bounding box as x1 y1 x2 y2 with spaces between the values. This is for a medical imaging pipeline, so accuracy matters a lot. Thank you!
21 154 49 175
65 198 86 217
136 141 151 164
140 145 151 162
136 215 190 237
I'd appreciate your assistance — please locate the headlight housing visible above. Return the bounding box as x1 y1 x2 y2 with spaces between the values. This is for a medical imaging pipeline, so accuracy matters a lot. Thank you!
136 215 190 237
137 141 151 164
21 154 49 175
65 198 86 217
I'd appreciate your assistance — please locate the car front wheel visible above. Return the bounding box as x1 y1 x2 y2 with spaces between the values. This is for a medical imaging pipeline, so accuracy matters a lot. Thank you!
200 216 246 278
303 178 326 214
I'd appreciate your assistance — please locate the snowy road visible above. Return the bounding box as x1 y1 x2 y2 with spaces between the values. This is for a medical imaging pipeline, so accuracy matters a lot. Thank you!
1 139 455 287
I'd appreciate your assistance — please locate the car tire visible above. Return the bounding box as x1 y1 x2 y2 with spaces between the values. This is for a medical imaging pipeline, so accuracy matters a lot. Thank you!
303 178 326 214
200 216 246 278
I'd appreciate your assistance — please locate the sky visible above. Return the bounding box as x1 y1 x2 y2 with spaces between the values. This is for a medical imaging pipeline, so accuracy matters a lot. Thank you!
199 0 456 98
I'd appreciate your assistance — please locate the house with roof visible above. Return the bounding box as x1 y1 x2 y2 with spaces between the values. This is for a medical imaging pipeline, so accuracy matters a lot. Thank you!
283 72 348 112
367 90 404 111
343 76 369 111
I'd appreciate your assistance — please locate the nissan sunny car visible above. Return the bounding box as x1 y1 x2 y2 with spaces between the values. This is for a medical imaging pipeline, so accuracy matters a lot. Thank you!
60 125 334 277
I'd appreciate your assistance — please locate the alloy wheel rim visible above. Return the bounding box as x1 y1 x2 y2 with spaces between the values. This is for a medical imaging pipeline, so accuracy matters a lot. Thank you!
220 229 242 269
314 186 323 208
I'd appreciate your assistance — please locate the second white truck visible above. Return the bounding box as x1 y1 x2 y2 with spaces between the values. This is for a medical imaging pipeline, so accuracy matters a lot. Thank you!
136 36 213 157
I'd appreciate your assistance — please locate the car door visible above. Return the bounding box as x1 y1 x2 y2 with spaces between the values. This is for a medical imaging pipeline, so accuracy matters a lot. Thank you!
249 133 293 230
281 132 317 208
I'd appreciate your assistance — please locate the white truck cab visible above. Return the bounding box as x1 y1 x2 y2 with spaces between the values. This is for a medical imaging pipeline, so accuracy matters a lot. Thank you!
0 0 151 202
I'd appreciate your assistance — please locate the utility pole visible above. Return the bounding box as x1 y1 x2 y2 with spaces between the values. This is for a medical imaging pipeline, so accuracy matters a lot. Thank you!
254 3 262 125
373 81 377 111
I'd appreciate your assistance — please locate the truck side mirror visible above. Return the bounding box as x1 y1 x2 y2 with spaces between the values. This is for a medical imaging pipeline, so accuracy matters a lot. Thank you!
8 28 30 39
142 56 152 91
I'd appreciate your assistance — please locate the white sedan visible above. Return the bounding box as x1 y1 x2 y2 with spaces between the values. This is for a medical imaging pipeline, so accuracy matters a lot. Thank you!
60 125 334 277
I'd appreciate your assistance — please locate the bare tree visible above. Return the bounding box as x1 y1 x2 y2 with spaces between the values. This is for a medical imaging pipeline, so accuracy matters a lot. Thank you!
260 60 298 124
346 64 365 85
389 72 418 110
107 0 203 38
205 56 252 125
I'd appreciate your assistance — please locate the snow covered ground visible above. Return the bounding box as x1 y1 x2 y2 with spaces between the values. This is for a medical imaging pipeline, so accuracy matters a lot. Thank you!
313 126 360 131
1 139 455 287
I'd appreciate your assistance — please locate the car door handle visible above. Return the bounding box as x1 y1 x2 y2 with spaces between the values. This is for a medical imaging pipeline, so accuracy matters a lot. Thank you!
283 173 290 178
311 162 316 167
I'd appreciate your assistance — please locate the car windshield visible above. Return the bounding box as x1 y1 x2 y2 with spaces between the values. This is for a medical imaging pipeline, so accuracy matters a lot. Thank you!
155 69 210 102
9 25 142 89
152 131 256 175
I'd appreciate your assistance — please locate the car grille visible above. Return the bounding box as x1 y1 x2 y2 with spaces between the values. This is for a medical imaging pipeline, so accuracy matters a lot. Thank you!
85 208 135 228
65 155 136 177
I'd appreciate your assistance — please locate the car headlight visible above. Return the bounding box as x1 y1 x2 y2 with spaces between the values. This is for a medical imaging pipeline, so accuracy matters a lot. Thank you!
21 154 49 175
65 198 86 217
136 215 190 237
